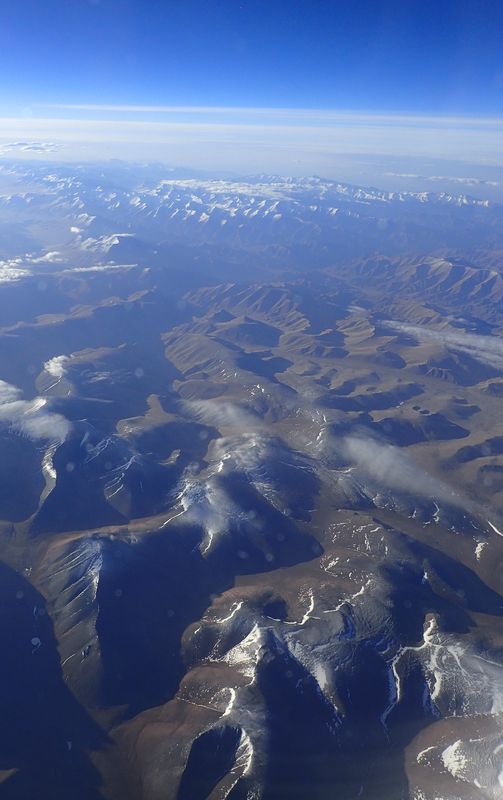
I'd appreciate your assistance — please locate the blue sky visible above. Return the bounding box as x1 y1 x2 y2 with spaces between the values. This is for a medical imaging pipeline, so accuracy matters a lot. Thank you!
2 0 503 113
0 1 503 180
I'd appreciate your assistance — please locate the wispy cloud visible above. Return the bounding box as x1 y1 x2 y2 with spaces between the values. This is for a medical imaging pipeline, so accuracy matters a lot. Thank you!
341 429 503 536
386 321 503 372
342 432 455 504
185 398 262 432
176 477 242 556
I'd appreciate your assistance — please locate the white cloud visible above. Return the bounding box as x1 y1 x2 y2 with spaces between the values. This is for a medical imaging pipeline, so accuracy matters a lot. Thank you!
0 261 32 283
0 251 63 282
30 251 63 263
63 264 137 273
43 355 70 379
0 379 70 442
0 380 22 404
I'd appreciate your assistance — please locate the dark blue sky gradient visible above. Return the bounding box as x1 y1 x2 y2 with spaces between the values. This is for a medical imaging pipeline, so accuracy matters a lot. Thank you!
1 0 503 114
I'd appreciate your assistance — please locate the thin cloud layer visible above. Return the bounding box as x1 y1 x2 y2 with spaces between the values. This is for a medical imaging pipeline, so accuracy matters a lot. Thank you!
1 110 502 172
385 172 499 187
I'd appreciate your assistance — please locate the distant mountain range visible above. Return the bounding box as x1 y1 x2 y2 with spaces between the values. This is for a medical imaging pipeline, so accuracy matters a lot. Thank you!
1 163 503 269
